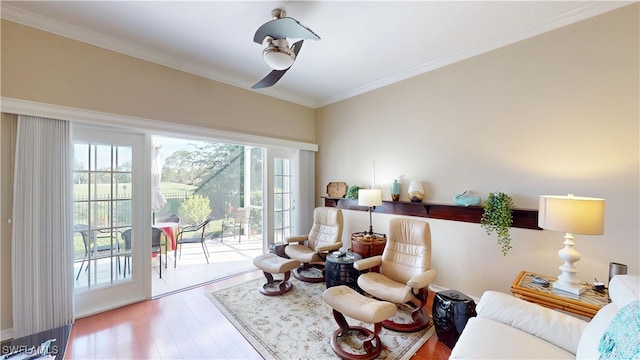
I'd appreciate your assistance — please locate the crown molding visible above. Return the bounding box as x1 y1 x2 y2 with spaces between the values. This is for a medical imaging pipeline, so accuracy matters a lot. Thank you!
316 1 634 107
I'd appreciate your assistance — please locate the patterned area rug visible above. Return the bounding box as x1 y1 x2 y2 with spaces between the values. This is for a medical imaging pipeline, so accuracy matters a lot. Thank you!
207 277 434 360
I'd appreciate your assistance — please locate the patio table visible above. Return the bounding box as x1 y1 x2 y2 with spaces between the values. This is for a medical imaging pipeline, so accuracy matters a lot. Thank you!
153 221 179 254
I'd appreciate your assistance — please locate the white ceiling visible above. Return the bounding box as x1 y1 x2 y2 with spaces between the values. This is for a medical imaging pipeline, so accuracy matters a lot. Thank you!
1 1 631 108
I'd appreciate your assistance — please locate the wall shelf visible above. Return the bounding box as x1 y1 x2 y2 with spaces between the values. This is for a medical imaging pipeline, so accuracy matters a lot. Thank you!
322 197 541 230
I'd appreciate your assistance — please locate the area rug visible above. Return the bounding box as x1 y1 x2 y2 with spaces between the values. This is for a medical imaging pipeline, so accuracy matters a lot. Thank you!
207 277 434 360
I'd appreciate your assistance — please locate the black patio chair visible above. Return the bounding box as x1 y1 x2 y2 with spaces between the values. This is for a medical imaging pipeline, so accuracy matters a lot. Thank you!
174 217 214 268
74 224 122 280
156 213 180 223
221 208 251 243
121 228 166 278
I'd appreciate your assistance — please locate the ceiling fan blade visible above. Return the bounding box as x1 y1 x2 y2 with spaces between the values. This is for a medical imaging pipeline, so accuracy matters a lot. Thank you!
290 40 304 56
252 40 304 89
252 69 288 89
253 17 320 44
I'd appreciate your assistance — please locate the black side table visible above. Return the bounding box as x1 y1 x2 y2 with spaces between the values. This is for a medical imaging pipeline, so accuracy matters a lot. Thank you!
432 290 476 349
325 252 362 291
268 242 289 258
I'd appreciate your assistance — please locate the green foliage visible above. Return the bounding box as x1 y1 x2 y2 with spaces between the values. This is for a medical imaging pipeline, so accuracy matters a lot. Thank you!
162 142 259 220
481 192 514 256
159 182 196 193
178 194 212 226
346 185 360 200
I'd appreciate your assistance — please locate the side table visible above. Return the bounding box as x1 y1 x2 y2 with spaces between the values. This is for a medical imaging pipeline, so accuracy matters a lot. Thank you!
511 270 610 319
350 233 386 258
325 251 362 291
268 242 288 258
350 232 386 272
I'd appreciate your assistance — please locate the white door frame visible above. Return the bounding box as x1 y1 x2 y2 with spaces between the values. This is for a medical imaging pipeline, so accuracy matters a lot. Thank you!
73 126 151 318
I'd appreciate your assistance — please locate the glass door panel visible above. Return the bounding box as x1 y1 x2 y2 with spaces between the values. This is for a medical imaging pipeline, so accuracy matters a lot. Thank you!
73 143 132 289
273 156 292 243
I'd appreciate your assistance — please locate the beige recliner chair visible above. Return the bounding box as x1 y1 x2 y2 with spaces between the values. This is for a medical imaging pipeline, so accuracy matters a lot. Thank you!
354 217 437 332
284 207 344 282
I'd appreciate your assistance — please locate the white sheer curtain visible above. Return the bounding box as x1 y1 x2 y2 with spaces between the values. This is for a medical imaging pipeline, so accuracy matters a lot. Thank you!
12 115 74 337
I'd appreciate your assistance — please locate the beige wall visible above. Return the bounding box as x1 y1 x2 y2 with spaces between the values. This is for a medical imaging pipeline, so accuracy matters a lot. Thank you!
1 20 315 144
0 19 316 335
316 4 639 298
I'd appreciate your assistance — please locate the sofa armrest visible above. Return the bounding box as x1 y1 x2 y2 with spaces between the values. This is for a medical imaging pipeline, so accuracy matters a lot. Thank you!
477 291 588 354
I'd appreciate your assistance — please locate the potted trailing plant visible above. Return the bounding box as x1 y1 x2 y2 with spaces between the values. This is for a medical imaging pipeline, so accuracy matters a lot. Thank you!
480 192 514 256
346 185 360 200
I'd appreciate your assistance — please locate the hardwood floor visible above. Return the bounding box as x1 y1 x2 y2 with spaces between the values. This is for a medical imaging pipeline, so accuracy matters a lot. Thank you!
66 270 452 359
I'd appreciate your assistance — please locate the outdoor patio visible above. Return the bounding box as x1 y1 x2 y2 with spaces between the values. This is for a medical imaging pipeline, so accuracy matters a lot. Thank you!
73 233 264 298
152 233 264 297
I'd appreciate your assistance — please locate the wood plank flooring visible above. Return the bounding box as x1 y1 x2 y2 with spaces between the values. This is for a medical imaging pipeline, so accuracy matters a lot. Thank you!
66 270 452 359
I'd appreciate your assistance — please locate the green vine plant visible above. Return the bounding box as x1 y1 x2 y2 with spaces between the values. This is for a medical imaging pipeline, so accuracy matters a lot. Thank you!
480 192 514 256
346 185 360 200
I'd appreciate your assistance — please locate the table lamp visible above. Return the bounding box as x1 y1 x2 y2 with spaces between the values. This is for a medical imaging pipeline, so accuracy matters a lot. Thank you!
358 189 382 235
538 194 605 295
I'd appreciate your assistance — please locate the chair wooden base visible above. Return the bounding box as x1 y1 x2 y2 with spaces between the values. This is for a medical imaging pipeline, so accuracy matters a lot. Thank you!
323 286 397 360
259 270 294 296
382 303 431 332
292 262 326 283
330 310 383 360
253 253 301 296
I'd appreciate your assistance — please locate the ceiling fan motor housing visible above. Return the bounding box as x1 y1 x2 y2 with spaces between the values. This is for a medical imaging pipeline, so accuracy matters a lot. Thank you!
262 38 296 70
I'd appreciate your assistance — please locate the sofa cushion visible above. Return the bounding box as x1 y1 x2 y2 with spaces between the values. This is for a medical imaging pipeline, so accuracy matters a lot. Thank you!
576 303 618 359
598 301 640 360
476 291 587 354
577 275 639 359
450 317 574 359
609 275 640 310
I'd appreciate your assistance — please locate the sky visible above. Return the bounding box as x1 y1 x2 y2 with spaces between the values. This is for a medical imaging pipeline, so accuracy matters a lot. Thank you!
153 136 207 160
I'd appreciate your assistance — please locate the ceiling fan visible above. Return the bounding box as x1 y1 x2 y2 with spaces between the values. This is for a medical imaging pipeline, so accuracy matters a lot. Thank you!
252 8 320 89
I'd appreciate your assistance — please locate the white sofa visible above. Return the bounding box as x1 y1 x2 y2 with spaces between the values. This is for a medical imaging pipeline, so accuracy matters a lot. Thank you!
450 275 639 359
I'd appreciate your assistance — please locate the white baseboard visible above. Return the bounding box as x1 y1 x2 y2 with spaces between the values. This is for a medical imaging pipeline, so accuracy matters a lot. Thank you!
1 327 14 341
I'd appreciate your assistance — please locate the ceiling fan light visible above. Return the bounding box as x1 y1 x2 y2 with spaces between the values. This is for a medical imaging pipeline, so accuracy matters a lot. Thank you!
263 46 295 70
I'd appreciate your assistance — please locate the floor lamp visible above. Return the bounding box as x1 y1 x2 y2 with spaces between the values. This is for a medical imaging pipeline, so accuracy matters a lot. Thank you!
538 194 605 295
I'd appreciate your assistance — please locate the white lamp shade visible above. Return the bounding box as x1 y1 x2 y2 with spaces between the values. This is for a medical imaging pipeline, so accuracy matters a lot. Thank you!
538 195 605 234
358 189 382 207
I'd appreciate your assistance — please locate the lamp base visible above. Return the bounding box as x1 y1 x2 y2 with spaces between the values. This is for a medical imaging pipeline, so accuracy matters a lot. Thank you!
552 280 586 295
552 232 586 295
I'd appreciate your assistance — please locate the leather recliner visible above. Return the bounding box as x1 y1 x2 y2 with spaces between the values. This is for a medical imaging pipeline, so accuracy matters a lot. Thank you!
354 217 437 332
284 207 344 282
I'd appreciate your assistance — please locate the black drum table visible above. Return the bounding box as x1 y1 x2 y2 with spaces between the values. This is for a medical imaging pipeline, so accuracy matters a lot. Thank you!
324 251 362 291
